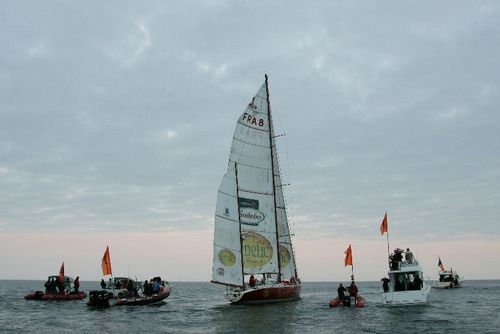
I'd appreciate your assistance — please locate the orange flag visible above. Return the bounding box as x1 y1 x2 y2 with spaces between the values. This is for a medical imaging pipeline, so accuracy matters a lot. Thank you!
101 246 112 276
344 245 353 267
58 262 64 282
380 213 388 235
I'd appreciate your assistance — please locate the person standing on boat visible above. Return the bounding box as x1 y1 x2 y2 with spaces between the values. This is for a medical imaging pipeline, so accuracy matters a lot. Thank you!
126 279 134 293
348 281 358 298
348 281 359 306
44 277 55 293
73 276 80 293
414 275 423 289
381 277 390 293
249 275 256 287
337 283 347 304
100 279 107 289
152 280 160 294
405 248 414 264
57 277 65 293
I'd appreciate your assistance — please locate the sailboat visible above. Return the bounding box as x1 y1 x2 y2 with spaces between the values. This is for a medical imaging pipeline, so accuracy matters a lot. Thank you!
211 74 301 304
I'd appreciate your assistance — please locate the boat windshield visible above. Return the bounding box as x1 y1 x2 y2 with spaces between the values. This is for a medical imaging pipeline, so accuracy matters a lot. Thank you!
393 272 423 291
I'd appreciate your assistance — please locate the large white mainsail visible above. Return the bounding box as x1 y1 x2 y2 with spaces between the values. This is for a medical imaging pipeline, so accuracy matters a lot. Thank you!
213 78 297 286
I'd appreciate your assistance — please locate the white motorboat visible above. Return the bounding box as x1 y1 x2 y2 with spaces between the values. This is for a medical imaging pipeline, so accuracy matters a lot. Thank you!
381 249 431 307
433 270 464 289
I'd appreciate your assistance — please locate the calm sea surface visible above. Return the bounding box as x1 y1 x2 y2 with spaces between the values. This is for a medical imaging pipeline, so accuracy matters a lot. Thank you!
0 280 499 333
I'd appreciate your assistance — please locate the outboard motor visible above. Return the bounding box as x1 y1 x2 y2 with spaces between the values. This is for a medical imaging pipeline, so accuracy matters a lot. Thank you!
34 291 44 300
87 290 113 307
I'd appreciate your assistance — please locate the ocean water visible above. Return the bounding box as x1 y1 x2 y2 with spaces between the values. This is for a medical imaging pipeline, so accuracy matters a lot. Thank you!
0 280 499 333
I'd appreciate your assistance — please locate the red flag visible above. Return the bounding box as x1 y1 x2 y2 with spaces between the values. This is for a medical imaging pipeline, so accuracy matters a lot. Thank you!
344 244 353 267
380 213 388 235
101 246 112 276
58 262 64 282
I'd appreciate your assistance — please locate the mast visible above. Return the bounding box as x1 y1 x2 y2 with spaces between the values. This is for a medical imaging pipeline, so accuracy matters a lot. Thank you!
265 74 282 281
234 162 245 287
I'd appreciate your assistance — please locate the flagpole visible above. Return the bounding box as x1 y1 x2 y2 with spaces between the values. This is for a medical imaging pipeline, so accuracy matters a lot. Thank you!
386 228 390 270
351 247 355 281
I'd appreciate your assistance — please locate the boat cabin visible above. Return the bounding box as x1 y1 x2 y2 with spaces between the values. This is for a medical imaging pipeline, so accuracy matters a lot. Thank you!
388 270 424 291
105 277 141 290
439 272 460 283
387 254 424 292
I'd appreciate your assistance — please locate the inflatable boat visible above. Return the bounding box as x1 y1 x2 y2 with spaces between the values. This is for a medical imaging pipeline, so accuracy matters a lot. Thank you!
115 287 170 306
25 291 87 301
329 295 365 308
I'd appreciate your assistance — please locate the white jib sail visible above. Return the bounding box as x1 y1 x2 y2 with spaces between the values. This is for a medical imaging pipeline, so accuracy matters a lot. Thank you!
212 163 244 286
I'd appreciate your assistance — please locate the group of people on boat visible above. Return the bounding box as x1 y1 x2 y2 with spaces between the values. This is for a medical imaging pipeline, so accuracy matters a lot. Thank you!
44 276 80 294
44 277 64 293
334 279 361 307
439 274 459 284
389 248 414 269
143 277 166 296
337 281 358 300
382 248 424 292
248 274 298 288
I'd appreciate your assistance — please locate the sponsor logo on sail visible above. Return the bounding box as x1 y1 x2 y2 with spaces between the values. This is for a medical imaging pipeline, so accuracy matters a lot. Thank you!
218 249 236 267
239 198 265 226
279 245 291 269
242 232 273 269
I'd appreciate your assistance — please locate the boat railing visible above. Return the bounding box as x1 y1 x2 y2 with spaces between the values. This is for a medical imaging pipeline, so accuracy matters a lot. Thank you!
391 259 420 270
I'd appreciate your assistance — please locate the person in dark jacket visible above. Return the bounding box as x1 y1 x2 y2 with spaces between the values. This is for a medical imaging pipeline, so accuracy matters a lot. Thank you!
249 275 256 287
348 281 358 297
337 283 347 304
381 277 390 293
73 276 80 293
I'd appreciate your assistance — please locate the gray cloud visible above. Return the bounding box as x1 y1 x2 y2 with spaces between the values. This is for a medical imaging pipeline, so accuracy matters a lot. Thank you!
1 1 499 240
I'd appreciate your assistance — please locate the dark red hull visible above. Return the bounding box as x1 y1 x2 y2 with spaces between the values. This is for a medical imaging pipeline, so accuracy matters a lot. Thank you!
232 284 301 304
25 291 87 301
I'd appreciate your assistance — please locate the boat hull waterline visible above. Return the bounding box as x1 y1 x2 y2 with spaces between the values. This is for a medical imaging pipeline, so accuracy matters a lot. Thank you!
25 291 87 301
115 288 170 306
381 285 431 307
329 295 365 308
432 281 462 289
225 284 301 304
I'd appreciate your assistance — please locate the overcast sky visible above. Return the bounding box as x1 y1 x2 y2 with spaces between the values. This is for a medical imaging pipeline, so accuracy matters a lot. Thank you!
1 1 499 281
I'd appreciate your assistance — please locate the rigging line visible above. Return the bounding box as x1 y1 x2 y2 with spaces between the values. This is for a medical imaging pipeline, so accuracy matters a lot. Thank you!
228 158 271 171
237 189 273 196
232 136 269 149
236 120 269 133
218 190 238 198
214 215 239 223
